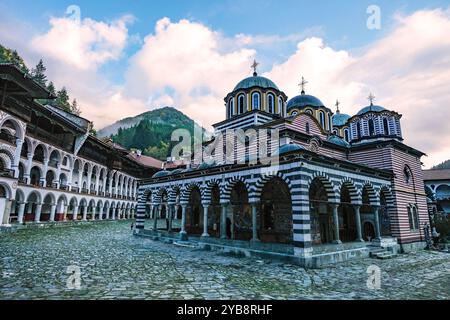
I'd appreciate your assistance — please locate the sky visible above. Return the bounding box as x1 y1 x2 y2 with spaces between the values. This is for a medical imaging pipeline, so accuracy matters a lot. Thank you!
0 0 449 168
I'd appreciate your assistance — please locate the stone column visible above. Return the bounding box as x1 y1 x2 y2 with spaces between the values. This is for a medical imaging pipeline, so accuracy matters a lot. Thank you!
373 206 381 240
220 203 228 239
25 153 33 184
82 206 88 221
40 158 49 187
180 204 187 236
92 207 96 221
49 204 57 222
251 202 259 242
201 203 210 238
17 202 26 224
111 207 116 220
63 205 68 221
12 138 23 178
72 205 79 221
354 205 364 242
168 204 174 233
34 204 42 223
153 205 160 231
331 203 342 244
99 207 103 220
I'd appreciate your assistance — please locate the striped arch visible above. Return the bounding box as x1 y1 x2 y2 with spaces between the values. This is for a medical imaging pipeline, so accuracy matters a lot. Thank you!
180 182 203 203
202 179 222 203
251 171 292 203
0 148 14 169
337 177 361 204
140 188 153 203
155 187 169 203
168 185 182 204
308 172 339 203
222 176 251 203
361 181 379 205
378 185 395 207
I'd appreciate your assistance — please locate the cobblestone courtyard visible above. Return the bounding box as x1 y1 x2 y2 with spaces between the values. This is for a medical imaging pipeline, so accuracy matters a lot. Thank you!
0 221 449 300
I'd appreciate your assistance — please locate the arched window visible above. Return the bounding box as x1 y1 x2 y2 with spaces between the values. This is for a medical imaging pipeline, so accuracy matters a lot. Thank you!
252 92 261 110
291 111 298 116
404 166 412 184
278 97 283 116
305 109 313 115
368 118 375 136
305 122 310 134
267 94 275 113
238 94 245 114
344 129 350 142
327 113 331 130
408 205 419 231
230 99 234 118
356 121 362 139
383 118 390 135
319 111 325 128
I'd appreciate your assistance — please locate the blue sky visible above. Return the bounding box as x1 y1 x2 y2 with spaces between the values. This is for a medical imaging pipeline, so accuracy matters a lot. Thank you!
1 0 450 167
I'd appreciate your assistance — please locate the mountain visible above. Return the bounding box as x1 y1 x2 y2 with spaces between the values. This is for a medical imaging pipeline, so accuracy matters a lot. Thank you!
432 159 450 170
98 107 206 160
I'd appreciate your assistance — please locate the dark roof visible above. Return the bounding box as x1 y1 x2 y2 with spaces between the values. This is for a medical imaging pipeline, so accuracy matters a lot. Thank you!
0 63 54 99
423 169 450 181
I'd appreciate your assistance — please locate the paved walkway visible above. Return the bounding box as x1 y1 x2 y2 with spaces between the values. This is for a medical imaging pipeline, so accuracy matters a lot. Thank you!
0 221 449 300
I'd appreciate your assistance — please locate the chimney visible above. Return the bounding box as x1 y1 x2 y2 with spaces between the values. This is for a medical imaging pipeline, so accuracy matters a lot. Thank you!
136 149 142 157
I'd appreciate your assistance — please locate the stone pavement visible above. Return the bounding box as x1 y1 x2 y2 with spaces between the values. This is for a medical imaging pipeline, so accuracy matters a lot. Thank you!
0 221 449 300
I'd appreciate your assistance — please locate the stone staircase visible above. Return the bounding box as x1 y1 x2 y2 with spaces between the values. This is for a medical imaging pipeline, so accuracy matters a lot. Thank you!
367 237 400 260
368 246 398 259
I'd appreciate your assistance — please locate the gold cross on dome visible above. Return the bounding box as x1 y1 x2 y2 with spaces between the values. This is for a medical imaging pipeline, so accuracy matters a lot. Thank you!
335 99 340 112
299 76 308 94
251 59 259 74
368 93 376 105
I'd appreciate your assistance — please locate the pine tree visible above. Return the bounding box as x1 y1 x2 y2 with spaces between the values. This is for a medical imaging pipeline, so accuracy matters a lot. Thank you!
56 87 71 112
31 59 47 87
71 98 81 116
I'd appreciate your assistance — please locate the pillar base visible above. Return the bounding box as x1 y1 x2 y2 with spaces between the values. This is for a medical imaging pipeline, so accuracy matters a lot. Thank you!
201 233 210 238
332 240 342 245
356 238 365 243
179 231 188 241
250 238 260 243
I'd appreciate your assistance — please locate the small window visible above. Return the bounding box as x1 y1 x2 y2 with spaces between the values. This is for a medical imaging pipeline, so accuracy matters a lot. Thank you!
369 119 375 136
278 97 283 116
404 166 411 184
267 94 275 113
408 205 419 231
238 94 245 114
305 109 313 115
383 118 389 135
252 92 260 110
306 122 310 134
319 111 325 128
344 129 350 142
356 121 362 138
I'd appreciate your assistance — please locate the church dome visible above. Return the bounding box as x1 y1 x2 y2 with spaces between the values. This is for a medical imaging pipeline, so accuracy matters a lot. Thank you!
286 94 324 112
357 105 386 116
233 74 279 91
275 143 305 155
332 112 350 126
327 135 350 147
152 170 169 178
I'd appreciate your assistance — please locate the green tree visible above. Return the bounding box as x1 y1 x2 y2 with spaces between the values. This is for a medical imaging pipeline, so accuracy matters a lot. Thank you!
31 59 47 87
71 98 81 116
56 87 71 112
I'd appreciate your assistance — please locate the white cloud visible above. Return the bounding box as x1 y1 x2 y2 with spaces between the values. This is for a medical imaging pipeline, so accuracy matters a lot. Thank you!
31 15 133 70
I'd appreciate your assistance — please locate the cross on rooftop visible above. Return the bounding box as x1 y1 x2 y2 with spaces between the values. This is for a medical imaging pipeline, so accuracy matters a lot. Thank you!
335 100 340 113
251 59 259 75
368 93 376 105
299 76 308 94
